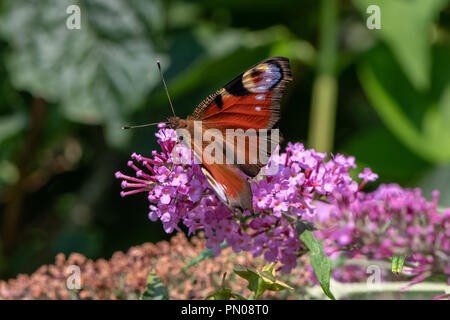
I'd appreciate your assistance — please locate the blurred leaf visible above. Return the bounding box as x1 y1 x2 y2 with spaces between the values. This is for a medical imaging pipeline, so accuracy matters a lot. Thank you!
422 106 450 153
419 165 450 208
438 86 450 122
51 225 103 258
0 113 27 144
0 160 19 185
154 27 309 113
7 241 45 276
358 45 450 163
0 0 165 148
269 38 316 67
300 230 335 300
353 0 448 90
140 268 169 300
341 127 428 183
181 240 228 271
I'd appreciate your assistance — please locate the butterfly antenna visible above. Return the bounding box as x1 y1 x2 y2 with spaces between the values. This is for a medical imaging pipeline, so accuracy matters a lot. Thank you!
157 60 176 117
121 122 166 130
121 61 175 130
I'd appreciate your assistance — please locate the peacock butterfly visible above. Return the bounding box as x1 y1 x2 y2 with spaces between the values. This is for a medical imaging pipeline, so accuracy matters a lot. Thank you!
167 57 293 216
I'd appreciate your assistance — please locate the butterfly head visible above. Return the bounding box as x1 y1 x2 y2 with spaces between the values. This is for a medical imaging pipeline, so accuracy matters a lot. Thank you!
167 116 181 129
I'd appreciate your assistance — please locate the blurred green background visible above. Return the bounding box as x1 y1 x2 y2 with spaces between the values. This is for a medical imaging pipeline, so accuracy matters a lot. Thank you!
0 0 449 280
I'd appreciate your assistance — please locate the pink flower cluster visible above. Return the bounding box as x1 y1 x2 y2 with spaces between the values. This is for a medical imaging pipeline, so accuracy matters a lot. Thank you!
116 125 449 284
310 184 450 285
116 126 366 272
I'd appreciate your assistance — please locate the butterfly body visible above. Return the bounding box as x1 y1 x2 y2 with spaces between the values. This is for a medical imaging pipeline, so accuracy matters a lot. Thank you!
168 57 293 215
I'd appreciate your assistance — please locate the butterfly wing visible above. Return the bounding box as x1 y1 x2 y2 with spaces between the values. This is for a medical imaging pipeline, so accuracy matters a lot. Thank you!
185 57 293 214
200 163 252 215
188 56 292 132
176 121 254 214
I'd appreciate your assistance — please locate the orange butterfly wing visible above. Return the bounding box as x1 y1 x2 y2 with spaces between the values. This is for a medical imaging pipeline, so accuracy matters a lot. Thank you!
200 163 252 214
187 57 293 214
189 57 292 131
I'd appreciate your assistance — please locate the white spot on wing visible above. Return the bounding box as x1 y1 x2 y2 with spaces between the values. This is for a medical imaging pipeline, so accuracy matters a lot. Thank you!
255 94 265 100
201 167 228 204
255 107 261 112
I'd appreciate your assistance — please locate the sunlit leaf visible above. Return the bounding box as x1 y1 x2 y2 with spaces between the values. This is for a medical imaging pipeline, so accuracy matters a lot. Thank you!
140 268 169 300
233 263 292 299
300 230 335 300
233 264 261 296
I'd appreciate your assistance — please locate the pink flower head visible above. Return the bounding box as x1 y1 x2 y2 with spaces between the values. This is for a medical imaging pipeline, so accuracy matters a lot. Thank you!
358 167 379 182
115 125 448 286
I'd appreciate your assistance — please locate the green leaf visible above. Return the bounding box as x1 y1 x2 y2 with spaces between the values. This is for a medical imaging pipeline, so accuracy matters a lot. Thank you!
204 273 246 300
391 255 407 275
204 288 246 300
0 0 165 148
233 264 262 296
258 264 293 292
419 165 450 208
140 268 169 300
233 263 292 299
300 230 336 300
358 44 450 163
422 106 450 156
340 127 428 184
353 0 448 91
181 241 228 271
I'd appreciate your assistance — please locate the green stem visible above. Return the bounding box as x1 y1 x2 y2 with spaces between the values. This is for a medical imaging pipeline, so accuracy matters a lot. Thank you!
307 279 448 300
308 0 339 153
